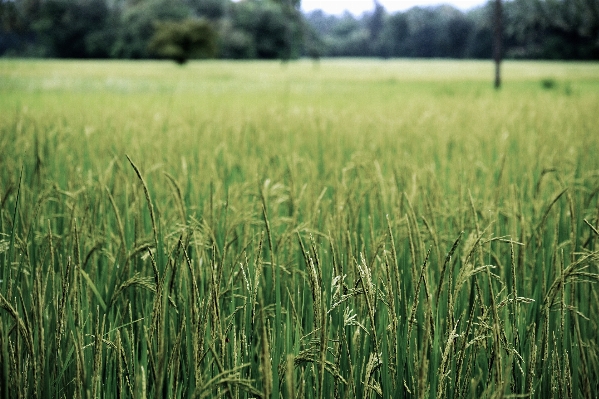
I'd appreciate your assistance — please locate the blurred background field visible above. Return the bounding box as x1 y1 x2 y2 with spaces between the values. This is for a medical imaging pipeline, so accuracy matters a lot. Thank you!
1 59 599 398
2 59 598 182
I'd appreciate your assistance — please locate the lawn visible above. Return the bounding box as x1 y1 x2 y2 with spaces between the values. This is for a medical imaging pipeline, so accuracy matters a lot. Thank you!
1 59 598 398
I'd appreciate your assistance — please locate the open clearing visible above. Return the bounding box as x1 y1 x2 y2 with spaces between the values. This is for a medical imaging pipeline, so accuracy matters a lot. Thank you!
1 59 598 398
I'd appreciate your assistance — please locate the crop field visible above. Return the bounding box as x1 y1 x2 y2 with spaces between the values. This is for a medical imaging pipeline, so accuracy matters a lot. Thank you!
1 59 598 398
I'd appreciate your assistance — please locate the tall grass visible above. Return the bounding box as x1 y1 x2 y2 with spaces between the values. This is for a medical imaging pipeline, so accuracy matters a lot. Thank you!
1 59 598 398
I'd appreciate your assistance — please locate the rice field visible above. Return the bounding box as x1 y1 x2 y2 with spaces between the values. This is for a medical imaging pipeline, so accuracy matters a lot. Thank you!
1 58 598 398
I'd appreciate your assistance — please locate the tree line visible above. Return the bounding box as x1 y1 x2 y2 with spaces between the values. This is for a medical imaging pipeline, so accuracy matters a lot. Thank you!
305 0 599 60
1 0 598 61
0 0 303 60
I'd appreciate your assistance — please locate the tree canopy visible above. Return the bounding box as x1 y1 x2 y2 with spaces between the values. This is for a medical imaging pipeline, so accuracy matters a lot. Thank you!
148 18 216 64
1 0 597 60
304 0 598 59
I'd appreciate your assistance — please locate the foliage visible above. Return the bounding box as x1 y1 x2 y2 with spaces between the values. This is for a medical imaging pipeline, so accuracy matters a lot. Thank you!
304 0 599 59
0 0 27 55
503 0 599 59
0 0 302 60
2 0 598 60
29 0 114 58
228 0 303 60
185 0 228 20
0 58 598 398
111 0 191 59
149 18 216 64
305 5 485 58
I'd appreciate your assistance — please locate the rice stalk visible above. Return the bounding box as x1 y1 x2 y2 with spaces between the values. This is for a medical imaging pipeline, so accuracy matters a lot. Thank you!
126 155 159 283
436 320 460 399
91 310 106 398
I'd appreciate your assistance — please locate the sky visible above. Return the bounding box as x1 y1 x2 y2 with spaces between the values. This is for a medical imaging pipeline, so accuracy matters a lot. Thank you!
301 0 488 15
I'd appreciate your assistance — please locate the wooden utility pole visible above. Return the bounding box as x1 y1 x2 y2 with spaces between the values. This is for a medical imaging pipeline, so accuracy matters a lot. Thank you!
493 0 503 89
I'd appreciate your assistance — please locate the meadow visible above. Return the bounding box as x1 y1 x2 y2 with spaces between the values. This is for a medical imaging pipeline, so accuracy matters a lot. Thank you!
1 58 598 398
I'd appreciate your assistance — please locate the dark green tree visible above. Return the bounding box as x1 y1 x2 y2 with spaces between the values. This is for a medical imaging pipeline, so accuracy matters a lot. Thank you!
493 0 502 88
217 21 253 58
323 13 370 56
377 12 409 57
111 0 191 59
446 15 474 58
186 0 227 20
228 0 302 60
31 0 114 58
149 18 216 64
1 0 25 55
464 5 493 58
367 1 386 55
502 0 599 59
301 21 324 60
